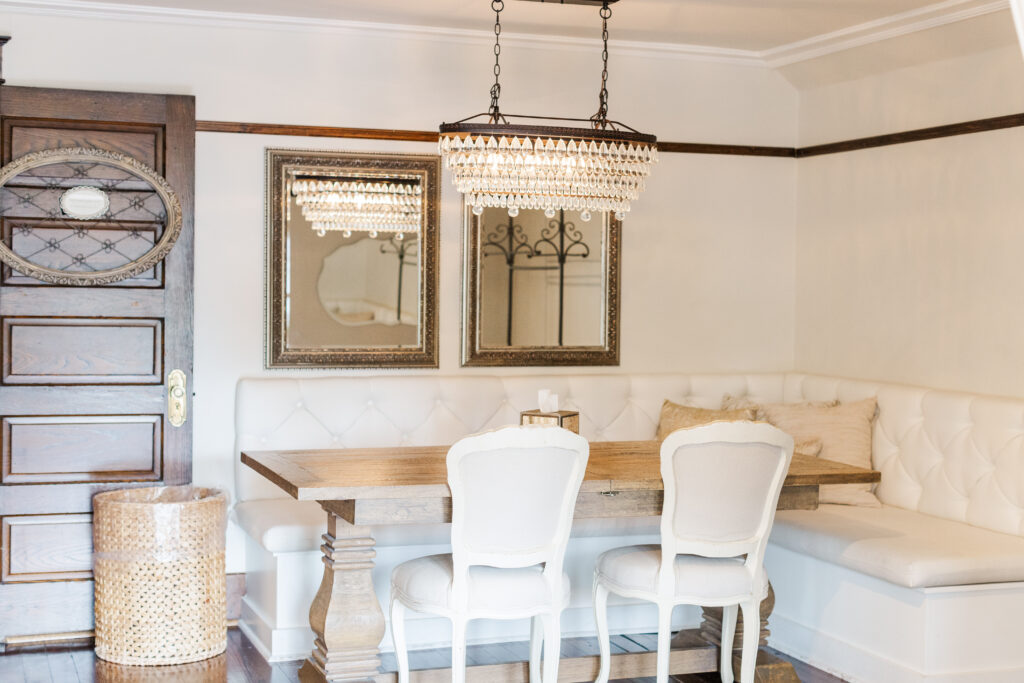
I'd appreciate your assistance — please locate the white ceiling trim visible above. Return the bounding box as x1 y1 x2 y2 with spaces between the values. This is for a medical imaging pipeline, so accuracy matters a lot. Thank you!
763 0 1010 67
0 0 766 66
0 0 1010 69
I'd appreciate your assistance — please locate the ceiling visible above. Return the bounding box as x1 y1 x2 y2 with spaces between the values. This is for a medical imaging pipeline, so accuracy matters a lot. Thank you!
55 0 993 52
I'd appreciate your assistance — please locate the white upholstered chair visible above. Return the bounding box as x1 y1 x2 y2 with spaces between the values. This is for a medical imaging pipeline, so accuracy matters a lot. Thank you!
389 425 590 683
593 422 794 683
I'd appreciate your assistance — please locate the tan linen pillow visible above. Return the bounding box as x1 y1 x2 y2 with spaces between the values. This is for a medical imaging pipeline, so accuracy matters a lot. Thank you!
721 394 838 421
760 398 880 507
656 399 756 442
794 438 823 459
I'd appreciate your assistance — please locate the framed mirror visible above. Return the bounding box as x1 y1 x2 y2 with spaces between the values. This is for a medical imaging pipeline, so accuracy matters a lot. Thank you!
463 204 620 366
266 149 439 368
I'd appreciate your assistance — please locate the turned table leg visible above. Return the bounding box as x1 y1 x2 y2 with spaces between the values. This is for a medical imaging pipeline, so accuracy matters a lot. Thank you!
298 503 386 683
693 583 800 682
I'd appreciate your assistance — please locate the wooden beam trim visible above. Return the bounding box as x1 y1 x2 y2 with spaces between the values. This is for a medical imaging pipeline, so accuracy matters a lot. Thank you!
198 111 1024 158
796 112 1024 157
196 120 438 143
196 119 794 157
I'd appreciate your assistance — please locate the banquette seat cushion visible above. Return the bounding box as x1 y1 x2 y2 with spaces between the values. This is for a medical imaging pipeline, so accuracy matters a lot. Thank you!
772 504 1024 588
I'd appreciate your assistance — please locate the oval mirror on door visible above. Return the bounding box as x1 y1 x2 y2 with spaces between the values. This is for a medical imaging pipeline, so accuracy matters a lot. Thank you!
0 147 182 286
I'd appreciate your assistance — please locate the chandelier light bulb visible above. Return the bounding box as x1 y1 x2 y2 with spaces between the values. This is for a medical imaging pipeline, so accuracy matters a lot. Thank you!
472 204 485 216
580 210 592 222
545 208 556 218
508 206 519 218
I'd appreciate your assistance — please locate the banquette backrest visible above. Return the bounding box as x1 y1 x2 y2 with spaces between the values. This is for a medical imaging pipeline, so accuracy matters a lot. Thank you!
234 373 1024 538
784 374 1024 537
234 374 787 502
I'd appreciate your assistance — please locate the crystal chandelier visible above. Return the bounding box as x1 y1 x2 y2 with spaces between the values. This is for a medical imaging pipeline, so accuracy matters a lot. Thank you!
439 0 657 222
290 178 422 239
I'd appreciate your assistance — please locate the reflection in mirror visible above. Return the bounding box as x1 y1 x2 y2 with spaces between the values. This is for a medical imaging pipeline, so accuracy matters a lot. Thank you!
266 150 439 368
464 205 619 367
479 208 604 347
286 177 421 349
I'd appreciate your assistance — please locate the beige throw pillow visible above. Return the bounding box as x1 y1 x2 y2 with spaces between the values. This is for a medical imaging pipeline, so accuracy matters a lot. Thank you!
721 394 838 420
794 438 823 459
656 400 756 442
760 398 880 507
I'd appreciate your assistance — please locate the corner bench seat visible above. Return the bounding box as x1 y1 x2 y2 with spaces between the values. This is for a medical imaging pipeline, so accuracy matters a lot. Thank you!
772 504 1024 588
233 372 1024 681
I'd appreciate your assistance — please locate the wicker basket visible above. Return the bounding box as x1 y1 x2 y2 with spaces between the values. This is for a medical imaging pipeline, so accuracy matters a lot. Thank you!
93 486 227 666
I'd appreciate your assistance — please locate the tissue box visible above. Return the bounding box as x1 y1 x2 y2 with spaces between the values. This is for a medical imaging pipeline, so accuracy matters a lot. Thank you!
520 410 580 434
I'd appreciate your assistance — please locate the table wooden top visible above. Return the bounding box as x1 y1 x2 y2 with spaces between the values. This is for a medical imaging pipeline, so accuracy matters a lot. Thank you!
242 440 881 502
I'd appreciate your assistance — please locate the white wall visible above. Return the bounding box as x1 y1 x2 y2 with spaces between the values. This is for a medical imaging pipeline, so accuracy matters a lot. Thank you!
795 44 1024 398
0 6 799 570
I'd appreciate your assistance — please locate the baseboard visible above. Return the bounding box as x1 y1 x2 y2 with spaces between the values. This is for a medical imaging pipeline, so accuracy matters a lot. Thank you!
769 612 922 683
770 609 1024 683
239 597 314 662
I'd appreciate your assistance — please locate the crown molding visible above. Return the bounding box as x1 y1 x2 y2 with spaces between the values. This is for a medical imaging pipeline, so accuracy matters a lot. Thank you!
763 0 1010 68
0 0 1010 69
0 0 765 66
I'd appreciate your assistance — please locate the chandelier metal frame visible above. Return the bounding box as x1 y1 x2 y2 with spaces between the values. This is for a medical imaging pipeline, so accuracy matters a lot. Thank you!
438 0 657 220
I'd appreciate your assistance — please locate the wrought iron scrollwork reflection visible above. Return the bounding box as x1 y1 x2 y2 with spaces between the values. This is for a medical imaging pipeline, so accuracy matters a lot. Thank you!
532 210 590 346
379 236 419 323
482 216 535 345
481 210 590 347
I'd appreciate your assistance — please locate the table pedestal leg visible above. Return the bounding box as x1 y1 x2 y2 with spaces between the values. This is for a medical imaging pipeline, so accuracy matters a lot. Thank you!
689 583 800 682
298 504 385 683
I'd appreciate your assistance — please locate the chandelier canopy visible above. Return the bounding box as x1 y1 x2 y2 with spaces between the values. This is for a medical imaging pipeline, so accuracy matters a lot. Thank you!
439 0 657 222
290 177 422 239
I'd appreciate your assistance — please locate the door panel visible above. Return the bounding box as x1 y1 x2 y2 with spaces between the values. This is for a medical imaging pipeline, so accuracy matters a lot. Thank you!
2 415 161 484
5 120 163 168
0 83 194 641
3 317 163 384
2 514 93 582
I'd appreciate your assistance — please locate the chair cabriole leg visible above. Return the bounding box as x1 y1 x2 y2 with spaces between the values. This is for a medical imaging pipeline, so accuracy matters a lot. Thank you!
390 597 409 683
656 603 673 683
530 615 543 682
594 581 611 683
541 612 561 683
740 599 760 683
451 617 467 683
719 604 737 683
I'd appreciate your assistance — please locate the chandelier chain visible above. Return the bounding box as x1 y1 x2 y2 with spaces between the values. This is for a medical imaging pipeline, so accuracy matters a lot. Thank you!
489 0 504 122
592 1 611 129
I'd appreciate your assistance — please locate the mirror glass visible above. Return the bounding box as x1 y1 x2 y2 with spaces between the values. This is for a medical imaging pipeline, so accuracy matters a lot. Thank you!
464 205 619 366
266 150 438 368
285 176 421 349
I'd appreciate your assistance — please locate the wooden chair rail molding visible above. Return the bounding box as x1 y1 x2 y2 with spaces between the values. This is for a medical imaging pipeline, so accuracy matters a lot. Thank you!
197 111 1024 158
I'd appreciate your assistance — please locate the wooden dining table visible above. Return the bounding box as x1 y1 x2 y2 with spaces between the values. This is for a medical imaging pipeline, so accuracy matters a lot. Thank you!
242 440 881 683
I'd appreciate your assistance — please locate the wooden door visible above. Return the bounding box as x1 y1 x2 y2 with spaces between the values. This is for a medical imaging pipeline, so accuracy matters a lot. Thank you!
0 83 194 642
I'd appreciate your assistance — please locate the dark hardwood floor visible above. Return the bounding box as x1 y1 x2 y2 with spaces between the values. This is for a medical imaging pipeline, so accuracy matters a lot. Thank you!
0 628 845 682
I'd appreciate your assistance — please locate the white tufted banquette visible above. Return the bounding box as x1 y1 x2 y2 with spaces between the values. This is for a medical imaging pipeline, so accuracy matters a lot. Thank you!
232 373 1024 682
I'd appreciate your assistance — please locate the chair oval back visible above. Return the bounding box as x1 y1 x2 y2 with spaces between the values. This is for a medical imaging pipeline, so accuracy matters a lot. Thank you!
447 425 589 570
659 422 793 562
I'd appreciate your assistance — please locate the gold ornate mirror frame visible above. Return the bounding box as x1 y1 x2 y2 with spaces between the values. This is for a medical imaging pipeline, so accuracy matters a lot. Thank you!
265 149 440 368
0 147 182 286
462 205 620 367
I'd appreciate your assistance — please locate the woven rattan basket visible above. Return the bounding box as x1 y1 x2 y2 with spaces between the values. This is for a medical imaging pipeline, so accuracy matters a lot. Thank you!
93 486 227 666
